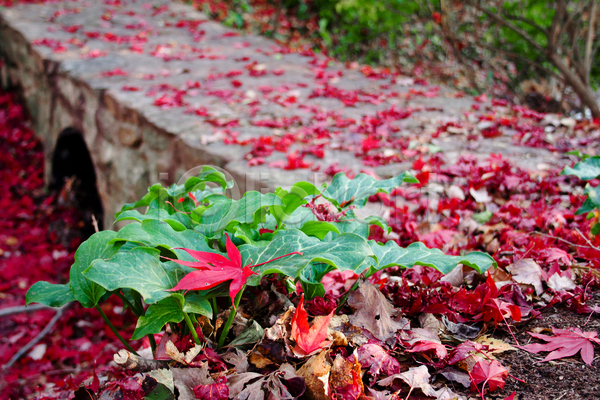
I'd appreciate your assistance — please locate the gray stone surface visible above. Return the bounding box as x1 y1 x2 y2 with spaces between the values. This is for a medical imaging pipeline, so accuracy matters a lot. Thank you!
0 0 563 227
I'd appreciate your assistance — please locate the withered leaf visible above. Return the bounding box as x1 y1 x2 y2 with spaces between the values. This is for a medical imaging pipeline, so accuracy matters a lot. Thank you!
297 350 332 400
348 281 408 341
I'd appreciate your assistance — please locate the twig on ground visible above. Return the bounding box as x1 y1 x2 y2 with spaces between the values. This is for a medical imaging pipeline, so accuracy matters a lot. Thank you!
3 303 72 370
574 228 600 251
91 214 99 233
113 349 173 372
531 231 600 251
0 303 52 317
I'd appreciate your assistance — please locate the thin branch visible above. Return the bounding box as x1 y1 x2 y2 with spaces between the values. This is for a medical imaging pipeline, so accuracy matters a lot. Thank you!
503 13 548 35
548 0 564 49
574 227 600 250
3 303 71 370
554 1 584 46
113 349 173 372
469 1 545 53
530 231 600 251
477 42 561 80
584 0 598 86
0 303 52 317
91 214 99 233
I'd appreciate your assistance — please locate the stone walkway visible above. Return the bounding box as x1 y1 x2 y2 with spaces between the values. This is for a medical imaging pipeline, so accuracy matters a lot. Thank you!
0 0 561 226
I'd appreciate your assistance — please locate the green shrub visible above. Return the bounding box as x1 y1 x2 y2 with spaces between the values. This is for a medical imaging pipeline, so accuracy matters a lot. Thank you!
27 167 495 351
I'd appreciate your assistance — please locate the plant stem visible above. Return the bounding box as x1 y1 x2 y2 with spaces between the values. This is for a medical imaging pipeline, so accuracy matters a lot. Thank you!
217 287 244 349
183 312 201 345
335 276 363 314
95 305 138 356
211 297 219 317
147 334 157 353
133 293 145 316
116 292 142 316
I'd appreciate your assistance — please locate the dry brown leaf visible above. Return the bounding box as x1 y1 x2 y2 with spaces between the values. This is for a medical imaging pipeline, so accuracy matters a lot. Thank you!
329 314 368 347
475 335 516 358
419 313 442 332
399 328 442 345
171 365 213 400
264 306 295 342
221 347 249 373
196 314 214 338
506 258 543 295
440 265 464 287
165 341 202 365
248 350 275 369
329 352 363 394
531 327 552 334
547 273 576 291
297 350 332 400
227 372 263 398
378 365 436 397
348 281 409 341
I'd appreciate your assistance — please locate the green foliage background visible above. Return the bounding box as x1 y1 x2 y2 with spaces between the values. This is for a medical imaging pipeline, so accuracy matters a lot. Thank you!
198 0 600 100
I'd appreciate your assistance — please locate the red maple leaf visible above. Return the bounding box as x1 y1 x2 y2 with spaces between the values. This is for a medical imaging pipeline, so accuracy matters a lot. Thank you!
406 340 448 360
540 247 572 266
193 378 228 400
291 294 334 354
469 359 508 394
519 327 600 365
167 234 301 304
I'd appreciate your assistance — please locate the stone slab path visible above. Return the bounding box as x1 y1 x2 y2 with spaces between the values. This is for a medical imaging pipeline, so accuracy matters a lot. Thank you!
0 0 562 226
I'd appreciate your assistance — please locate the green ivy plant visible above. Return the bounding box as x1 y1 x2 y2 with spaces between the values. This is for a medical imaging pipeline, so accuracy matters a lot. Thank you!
27 167 495 353
561 152 600 234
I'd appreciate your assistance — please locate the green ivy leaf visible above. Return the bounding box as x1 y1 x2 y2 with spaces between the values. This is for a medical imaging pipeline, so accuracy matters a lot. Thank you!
184 167 230 192
233 224 258 245
271 181 321 226
364 241 496 275
473 210 493 224
131 294 186 340
561 156 600 181
240 229 374 285
117 183 169 216
116 166 229 217
114 209 191 231
299 221 340 239
299 262 336 299
111 220 213 259
84 247 190 304
573 183 600 227
183 292 212 318
322 171 418 208
26 282 75 307
577 196 598 216
323 211 390 240
193 192 282 238
69 231 119 308
228 320 264 349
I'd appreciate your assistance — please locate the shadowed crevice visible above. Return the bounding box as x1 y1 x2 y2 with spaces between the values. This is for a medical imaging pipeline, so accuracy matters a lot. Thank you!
51 127 104 236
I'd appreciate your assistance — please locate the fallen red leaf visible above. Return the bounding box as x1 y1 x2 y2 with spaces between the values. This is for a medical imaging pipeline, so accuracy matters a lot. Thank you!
470 359 508 393
519 326 600 365
193 381 229 400
407 340 448 360
291 294 333 354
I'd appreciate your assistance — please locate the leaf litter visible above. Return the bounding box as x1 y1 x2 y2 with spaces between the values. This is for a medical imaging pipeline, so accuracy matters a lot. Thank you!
1 79 600 398
1 0 600 398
